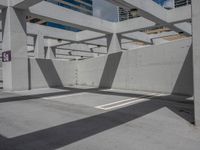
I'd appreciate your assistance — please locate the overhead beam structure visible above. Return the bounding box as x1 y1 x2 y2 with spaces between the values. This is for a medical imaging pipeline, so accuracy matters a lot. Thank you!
122 32 152 45
27 23 106 45
115 17 156 34
27 23 77 41
107 0 192 35
1 0 191 51
11 0 43 9
27 1 114 34
76 30 105 42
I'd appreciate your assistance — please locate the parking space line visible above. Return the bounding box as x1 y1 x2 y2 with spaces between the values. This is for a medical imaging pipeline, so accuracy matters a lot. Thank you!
95 93 164 110
42 92 87 100
95 93 161 108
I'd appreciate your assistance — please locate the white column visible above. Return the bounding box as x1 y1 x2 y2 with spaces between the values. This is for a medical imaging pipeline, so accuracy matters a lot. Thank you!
35 33 45 58
107 33 122 53
2 7 28 91
192 0 200 126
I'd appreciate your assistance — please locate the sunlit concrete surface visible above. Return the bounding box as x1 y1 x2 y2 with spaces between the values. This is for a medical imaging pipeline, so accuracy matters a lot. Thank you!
0 87 199 150
0 0 200 149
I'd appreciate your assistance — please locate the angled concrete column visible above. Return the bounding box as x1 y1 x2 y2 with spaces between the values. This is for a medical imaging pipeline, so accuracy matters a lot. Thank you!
35 33 45 58
2 7 28 91
107 33 121 53
192 0 200 126
46 46 56 59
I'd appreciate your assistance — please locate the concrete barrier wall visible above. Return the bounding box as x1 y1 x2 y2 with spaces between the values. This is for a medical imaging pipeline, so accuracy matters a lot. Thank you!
0 67 2 81
0 70 2 88
77 38 193 96
29 58 76 89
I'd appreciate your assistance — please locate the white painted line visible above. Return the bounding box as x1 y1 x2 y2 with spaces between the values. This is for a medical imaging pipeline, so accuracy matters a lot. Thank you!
96 96 147 108
42 92 86 100
95 93 164 110
95 92 161 108
96 98 149 110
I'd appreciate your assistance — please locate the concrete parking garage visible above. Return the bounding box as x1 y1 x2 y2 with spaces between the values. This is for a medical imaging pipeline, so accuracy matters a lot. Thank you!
0 0 200 149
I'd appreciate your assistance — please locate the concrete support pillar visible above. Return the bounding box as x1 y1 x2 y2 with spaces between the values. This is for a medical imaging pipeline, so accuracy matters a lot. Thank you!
46 46 56 59
192 0 200 126
2 7 28 91
107 33 121 53
35 33 45 58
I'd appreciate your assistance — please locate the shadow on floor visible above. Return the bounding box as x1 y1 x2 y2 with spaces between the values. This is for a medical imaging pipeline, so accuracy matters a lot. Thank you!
0 89 81 103
0 95 193 150
0 86 194 123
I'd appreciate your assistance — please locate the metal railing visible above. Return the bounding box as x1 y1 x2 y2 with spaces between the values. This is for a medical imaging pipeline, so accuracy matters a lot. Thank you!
175 0 191 8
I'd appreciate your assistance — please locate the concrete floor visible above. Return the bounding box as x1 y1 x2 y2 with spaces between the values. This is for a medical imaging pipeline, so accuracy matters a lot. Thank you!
0 87 199 150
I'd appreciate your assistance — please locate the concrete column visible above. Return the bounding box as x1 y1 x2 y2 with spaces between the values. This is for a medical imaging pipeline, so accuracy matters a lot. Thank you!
46 46 56 59
35 33 45 58
192 0 200 126
2 7 28 91
107 33 122 53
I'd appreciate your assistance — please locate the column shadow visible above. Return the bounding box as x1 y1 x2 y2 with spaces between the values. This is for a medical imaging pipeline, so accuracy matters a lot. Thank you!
36 59 64 88
99 52 122 89
1 97 188 150
172 45 193 96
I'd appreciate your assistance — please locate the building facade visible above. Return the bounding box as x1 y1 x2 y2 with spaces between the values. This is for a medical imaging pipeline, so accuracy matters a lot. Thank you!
117 0 191 22
174 0 191 7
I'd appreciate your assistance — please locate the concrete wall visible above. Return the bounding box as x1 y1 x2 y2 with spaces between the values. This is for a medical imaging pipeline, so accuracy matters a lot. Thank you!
0 65 2 88
4 38 192 95
28 58 76 89
77 38 193 96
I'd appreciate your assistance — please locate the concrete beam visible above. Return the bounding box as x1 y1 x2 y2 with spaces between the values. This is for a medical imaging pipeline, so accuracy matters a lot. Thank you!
47 39 70 47
148 31 178 40
56 54 84 60
11 0 43 9
108 0 191 35
76 30 105 42
115 17 156 34
58 43 107 54
122 32 152 44
174 22 192 35
27 1 114 33
58 43 93 53
84 38 107 47
26 24 108 48
65 51 98 58
192 0 200 126
167 5 191 23
27 23 108 45
27 23 76 41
